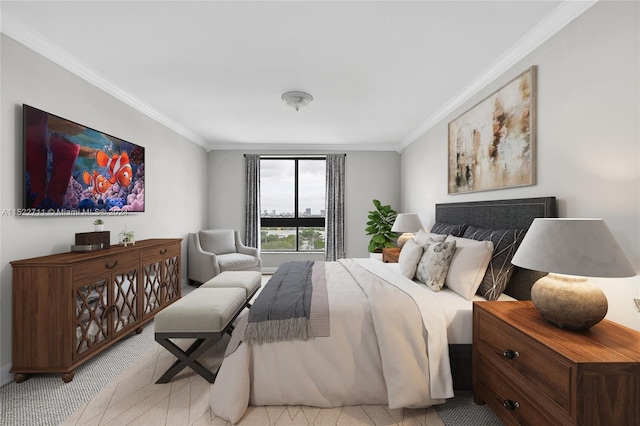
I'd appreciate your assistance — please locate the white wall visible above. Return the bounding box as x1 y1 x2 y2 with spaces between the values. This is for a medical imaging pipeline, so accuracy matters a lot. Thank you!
207 150 401 269
0 35 209 385
401 1 640 329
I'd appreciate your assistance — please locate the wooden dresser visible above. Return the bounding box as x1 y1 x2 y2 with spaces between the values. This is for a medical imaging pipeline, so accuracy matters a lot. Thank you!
11 238 182 383
473 301 640 425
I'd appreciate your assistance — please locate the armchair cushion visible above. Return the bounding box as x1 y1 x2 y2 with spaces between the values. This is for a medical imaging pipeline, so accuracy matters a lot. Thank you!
217 253 261 271
199 230 236 255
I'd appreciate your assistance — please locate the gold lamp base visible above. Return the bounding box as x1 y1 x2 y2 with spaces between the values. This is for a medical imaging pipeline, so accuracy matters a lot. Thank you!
531 273 608 331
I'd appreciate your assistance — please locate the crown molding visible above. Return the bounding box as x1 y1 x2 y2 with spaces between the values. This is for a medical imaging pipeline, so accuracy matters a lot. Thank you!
207 141 397 152
1 12 210 150
396 0 599 152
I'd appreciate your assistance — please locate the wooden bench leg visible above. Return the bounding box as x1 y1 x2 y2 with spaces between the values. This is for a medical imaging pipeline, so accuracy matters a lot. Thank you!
155 335 220 384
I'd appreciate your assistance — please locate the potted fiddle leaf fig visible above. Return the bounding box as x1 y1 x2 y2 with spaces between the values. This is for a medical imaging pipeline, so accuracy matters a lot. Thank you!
365 199 400 253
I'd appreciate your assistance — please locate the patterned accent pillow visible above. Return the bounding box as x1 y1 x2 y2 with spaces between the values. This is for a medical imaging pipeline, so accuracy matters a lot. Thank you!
462 226 526 300
430 222 468 237
415 240 457 291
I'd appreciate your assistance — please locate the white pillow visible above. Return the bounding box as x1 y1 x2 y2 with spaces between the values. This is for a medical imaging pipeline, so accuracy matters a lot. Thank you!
445 235 494 300
398 238 423 279
414 230 446 246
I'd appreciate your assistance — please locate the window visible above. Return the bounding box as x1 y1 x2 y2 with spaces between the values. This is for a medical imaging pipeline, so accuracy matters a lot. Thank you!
260 157 326 251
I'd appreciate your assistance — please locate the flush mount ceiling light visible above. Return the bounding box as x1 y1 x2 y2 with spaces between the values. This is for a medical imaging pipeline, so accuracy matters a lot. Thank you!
281 91 313 112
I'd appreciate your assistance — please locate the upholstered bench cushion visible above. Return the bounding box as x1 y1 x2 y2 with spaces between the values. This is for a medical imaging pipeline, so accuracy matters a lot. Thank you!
201 271 262 299
155 288 245 333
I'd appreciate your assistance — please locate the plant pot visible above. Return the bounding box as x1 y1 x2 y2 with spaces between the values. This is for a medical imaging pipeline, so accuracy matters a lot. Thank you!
94 225 104 232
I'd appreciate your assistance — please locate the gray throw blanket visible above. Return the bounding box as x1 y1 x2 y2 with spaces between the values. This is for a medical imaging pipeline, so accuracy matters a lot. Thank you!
244 261 314 344
225 261 330 355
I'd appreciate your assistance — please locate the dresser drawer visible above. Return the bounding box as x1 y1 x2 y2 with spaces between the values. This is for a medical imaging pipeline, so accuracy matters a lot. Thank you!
476 355 564 425
476 308 572 413
141 243 180 263
72 255 139 282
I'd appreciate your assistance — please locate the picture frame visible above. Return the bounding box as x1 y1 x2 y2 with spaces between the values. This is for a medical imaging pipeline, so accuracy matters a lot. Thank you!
448 66 536 194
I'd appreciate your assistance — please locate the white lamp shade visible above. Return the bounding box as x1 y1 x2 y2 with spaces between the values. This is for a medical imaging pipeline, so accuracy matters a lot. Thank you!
391 213 423 233
511 218 636 278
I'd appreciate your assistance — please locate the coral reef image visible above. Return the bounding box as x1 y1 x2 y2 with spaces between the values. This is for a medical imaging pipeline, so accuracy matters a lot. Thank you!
24 105 145 213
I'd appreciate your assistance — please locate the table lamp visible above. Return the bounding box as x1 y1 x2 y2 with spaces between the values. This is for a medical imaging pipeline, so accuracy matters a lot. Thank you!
511 218 636 331
391 213 423 248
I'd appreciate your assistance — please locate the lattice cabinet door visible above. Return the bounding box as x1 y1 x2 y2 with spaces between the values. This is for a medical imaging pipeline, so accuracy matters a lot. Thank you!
162 252 181 304
111 267 139 338
73 279 109 360
141 241 181 319
142 259 163 319
72 256 139 361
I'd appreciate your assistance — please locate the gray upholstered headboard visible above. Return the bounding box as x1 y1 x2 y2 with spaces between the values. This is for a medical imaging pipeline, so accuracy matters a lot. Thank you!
435 197 557 300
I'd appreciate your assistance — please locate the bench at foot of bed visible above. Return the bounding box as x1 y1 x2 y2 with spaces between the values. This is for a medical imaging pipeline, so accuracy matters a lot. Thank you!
154 287 246 383
201 270 262 308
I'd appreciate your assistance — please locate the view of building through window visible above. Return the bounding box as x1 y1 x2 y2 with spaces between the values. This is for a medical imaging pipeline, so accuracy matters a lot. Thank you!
260 158 326 251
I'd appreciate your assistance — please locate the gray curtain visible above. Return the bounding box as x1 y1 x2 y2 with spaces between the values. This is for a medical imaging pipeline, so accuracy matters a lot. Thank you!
244 154 260 248
325 154 346 261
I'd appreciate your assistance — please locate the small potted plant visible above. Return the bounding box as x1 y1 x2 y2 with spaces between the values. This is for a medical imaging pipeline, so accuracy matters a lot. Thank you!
119 226 135 247
93 218 104 232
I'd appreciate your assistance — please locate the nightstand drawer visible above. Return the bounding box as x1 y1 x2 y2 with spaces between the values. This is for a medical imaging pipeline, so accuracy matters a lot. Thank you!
476 355 561 425
476 307 572 413
474 301 640 426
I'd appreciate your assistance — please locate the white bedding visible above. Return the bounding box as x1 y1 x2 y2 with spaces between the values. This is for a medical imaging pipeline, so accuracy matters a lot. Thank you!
210 258 458 423
385 263 515 344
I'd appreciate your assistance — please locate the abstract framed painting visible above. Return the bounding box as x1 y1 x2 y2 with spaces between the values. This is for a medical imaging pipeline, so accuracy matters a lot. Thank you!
448 66 536 194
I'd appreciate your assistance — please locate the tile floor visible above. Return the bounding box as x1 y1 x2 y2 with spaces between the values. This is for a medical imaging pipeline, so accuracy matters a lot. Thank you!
61 335 444 426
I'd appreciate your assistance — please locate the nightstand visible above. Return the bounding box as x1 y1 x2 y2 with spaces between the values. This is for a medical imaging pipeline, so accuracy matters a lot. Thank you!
473 301 640 425
382 247 401 263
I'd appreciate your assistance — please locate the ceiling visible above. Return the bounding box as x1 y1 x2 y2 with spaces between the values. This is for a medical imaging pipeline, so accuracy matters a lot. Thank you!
1 1 595 152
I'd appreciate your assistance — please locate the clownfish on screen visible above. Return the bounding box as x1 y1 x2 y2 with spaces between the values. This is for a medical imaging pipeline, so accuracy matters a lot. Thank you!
83 170 111 194
96 150 133 188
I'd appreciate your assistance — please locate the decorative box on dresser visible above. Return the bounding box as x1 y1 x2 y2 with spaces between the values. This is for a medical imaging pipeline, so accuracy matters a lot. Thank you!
473 301 640 425
11 238 182 383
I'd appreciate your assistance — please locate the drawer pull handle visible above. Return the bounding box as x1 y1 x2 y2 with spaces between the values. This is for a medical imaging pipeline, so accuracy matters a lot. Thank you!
160 248 167 255
105 260 119 270
503 349 519 359
503 400 520 411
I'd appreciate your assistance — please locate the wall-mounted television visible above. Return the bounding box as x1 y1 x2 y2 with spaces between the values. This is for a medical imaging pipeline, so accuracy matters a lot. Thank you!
23 104 145 214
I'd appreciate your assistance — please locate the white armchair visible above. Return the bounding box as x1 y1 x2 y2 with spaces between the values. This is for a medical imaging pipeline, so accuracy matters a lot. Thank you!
188 229 261 286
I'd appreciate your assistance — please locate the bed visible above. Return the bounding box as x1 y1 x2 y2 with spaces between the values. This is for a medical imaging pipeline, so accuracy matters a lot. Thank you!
210 196 557 423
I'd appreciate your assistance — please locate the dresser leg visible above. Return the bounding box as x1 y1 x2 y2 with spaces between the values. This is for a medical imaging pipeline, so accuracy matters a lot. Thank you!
61 371 75 383
135 326 144 334
14 373 28 383
473 393 485 405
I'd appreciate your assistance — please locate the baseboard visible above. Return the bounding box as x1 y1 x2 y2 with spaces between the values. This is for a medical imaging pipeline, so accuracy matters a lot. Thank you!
1 362 13 386
261 267 277 274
